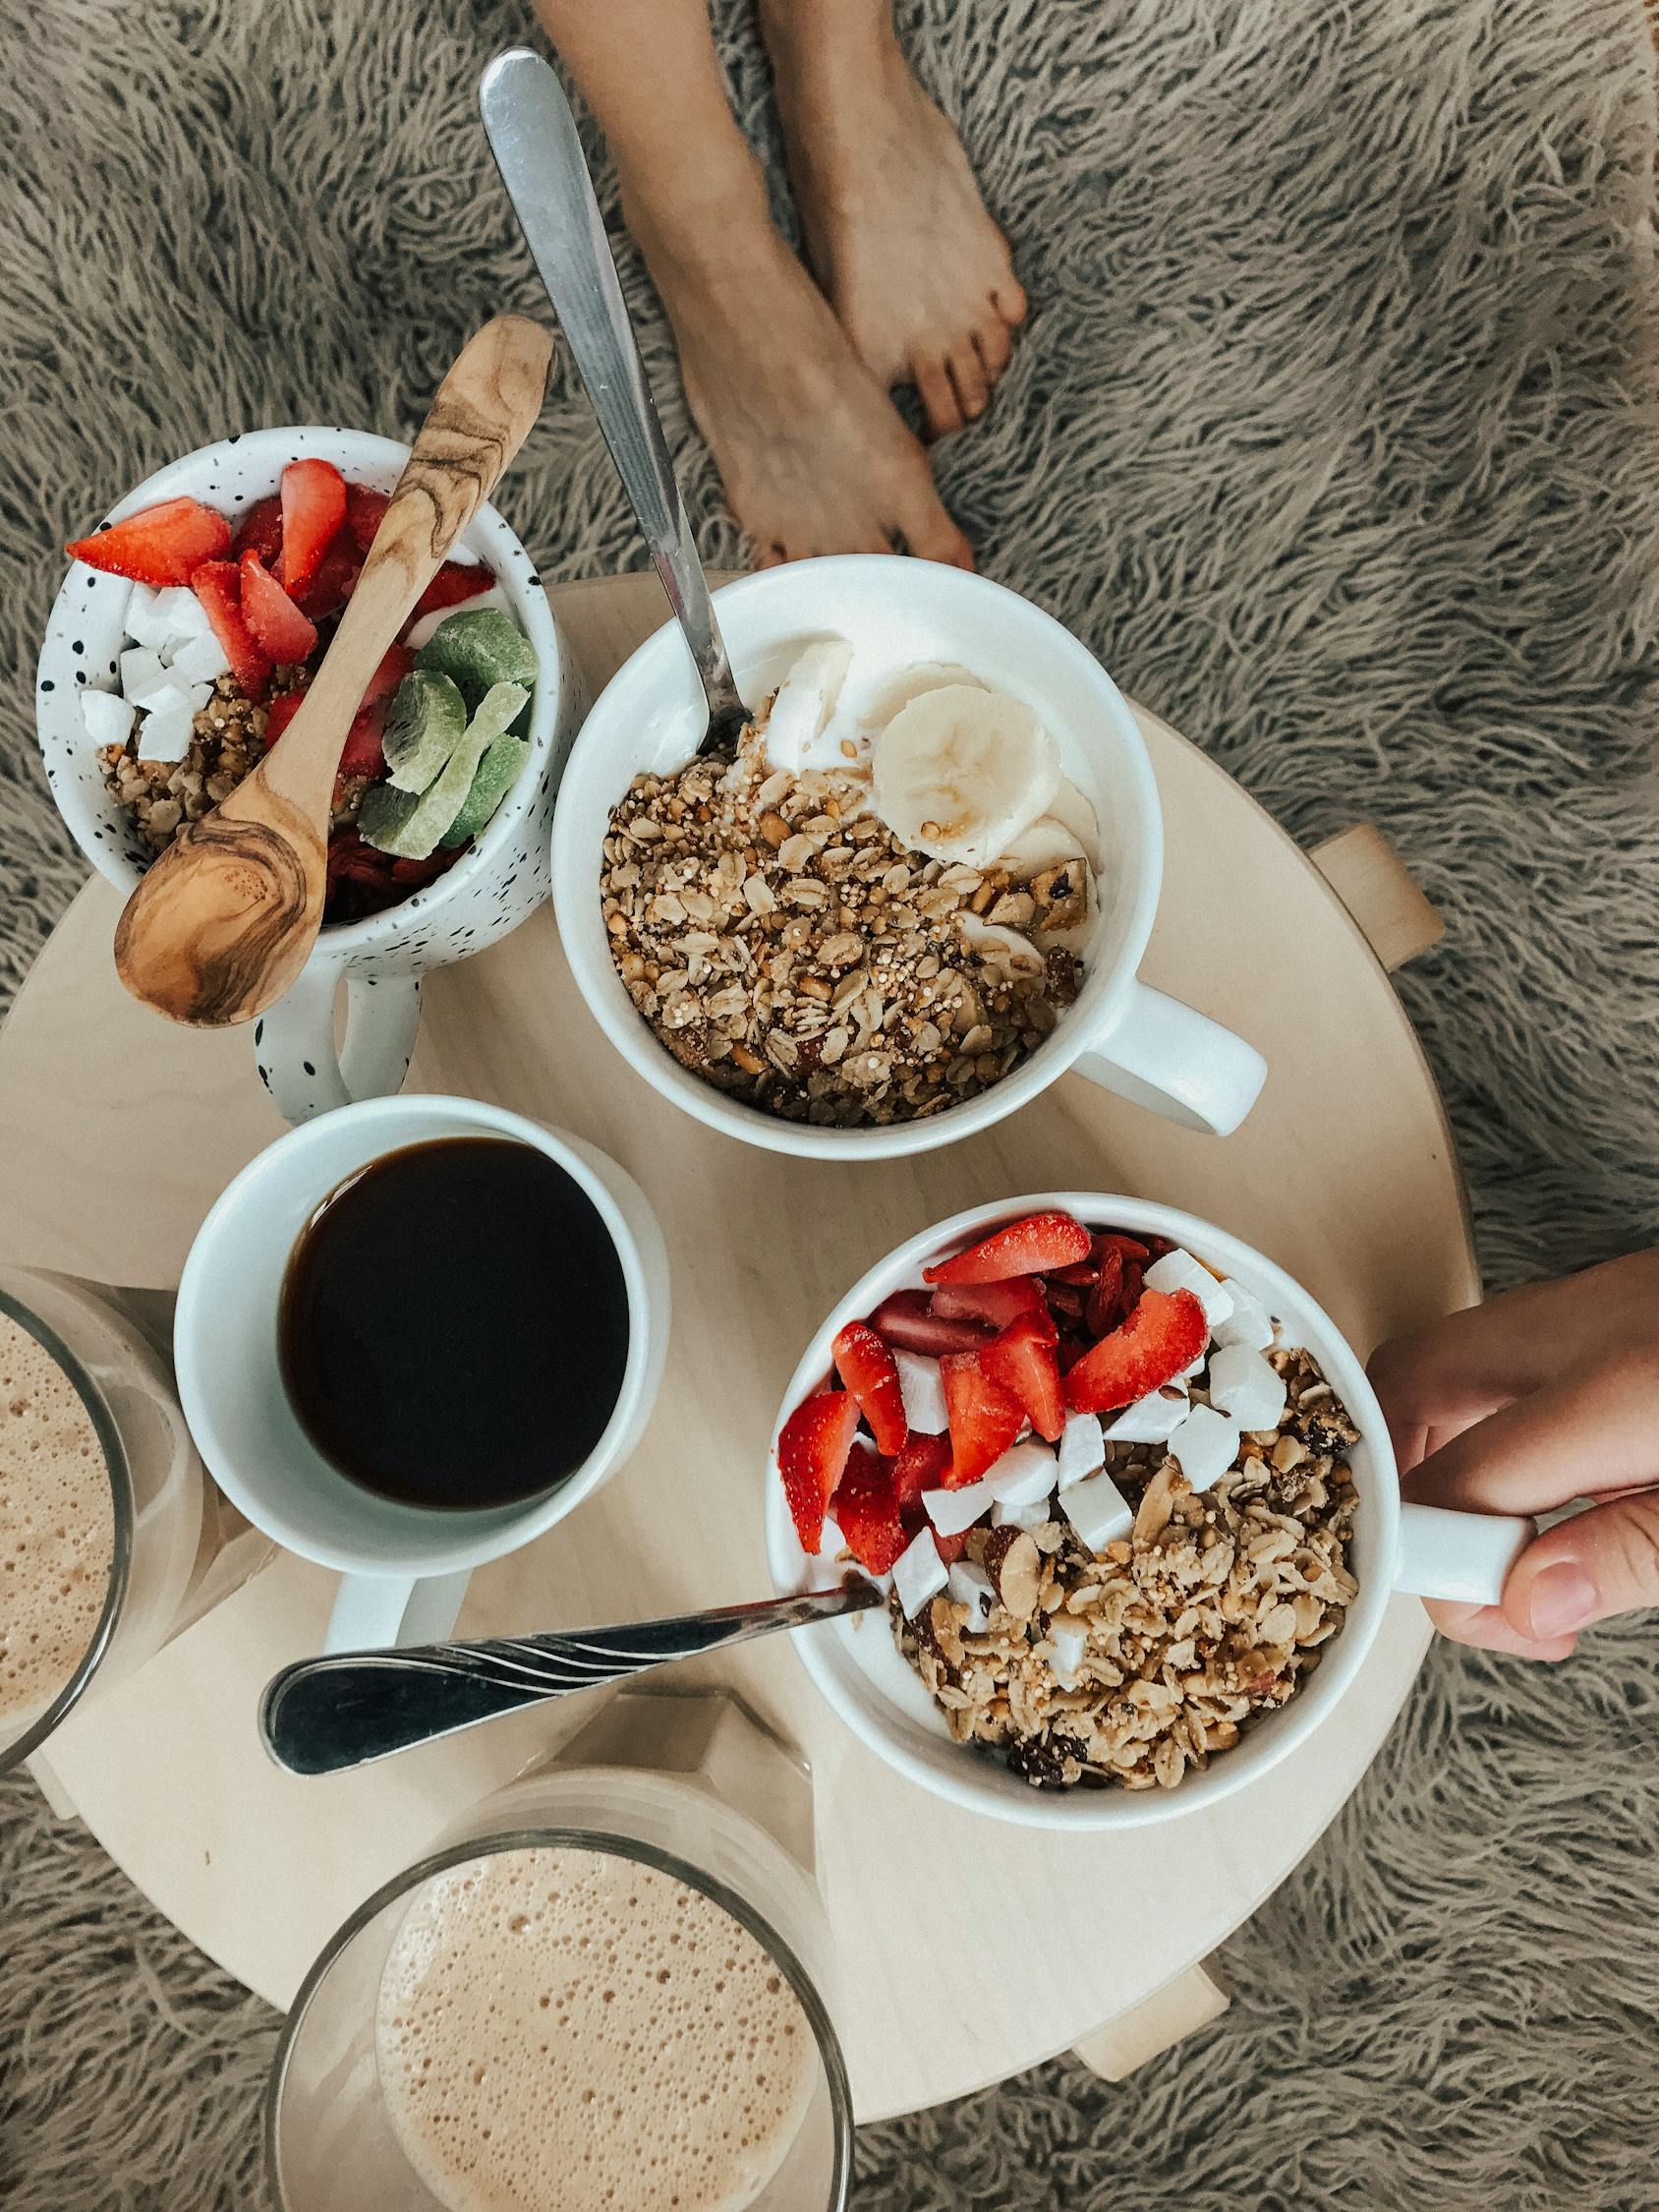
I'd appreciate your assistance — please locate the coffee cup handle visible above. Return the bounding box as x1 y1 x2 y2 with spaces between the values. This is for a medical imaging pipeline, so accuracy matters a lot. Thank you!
1395 1502 1536 1606
256 962 423 1126
1071 980 1267 1137
324 1570 473 1655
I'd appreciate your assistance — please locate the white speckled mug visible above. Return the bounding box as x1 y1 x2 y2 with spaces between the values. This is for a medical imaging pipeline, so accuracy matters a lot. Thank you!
36 428 586 1125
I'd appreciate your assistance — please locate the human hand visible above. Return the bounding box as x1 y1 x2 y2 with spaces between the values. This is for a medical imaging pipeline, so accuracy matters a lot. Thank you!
1369 1251 1659 1659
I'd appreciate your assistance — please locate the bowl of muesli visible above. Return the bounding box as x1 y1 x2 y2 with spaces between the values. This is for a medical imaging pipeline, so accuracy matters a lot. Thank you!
553 556 1265 1160
763 1193 1535 1828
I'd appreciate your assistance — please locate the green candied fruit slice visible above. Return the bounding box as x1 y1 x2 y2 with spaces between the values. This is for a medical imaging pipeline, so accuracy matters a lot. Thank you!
381 668 468 794
467 680 530 746
414 609 539 702
441 732 530 848
359 718 497 860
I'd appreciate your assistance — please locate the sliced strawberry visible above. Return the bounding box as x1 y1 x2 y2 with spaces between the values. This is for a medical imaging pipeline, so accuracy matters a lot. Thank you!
191 560 271 699
940 1353 1026 1487
67 496 231 587
239 551 318 665
776 1390 861 1555
930 1277 1050 1331
830 1449 908 1575
1085 1247 1126 1339
1063 1288 1208 1416
360 642 414 709
338 703 387 780
262 688 307 746
280 458 347 598
887 1430 951 1527
867 1290 993 1359
932 1529 969 1566
230 494 284 565
344 481 391 553
415 559 495 617
831 1321 907 1456
980 1314 1065 1443
298 535 361 618
923 1210 1092 1287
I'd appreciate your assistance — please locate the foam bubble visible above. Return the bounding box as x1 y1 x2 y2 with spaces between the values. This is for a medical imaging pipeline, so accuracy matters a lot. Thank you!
0 1315 114 1729
374 1847 817 2212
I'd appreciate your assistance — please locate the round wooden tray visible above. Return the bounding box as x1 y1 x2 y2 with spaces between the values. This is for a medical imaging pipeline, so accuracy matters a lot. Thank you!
0 573 1474 2120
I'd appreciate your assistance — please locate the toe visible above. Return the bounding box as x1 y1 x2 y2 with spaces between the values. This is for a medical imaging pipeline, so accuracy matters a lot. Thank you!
947 347 991 424
974 314 1013 382
754 540 789 570
887 470 974 570
993 274 1029 329
913 356 964 440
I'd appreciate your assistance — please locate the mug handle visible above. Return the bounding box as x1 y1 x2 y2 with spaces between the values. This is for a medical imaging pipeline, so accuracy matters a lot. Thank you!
256 961 423 1125
324 1569 473 1655
1395 1502 1536 1605
1071 980 1268 1136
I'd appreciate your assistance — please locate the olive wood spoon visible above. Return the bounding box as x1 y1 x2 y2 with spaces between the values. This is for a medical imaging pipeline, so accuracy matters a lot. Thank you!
112 314 553 1027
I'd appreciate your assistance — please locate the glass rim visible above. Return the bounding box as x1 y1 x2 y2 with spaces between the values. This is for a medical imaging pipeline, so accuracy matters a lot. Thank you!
0 1282 134 1776
264 1821 855 2212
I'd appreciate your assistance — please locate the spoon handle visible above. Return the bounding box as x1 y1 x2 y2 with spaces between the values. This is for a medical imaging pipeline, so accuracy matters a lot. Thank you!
259 1583 881 1776
480 48 749 749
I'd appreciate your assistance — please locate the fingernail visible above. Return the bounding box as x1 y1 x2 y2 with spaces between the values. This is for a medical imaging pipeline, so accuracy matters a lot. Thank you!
1524 1560 1597 1638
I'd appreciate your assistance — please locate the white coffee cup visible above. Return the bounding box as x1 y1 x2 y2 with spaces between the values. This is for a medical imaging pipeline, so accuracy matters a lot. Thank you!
552 555 1267 1160
174 1094 670 1653
36 429 587 1127
764 1192 1534 1830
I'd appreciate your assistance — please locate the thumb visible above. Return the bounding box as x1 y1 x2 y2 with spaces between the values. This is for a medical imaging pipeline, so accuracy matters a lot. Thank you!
1503 1490 1659 1641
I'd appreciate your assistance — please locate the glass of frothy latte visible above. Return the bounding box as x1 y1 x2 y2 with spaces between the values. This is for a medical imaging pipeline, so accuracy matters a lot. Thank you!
0 1265 272 1788
267 1706 852 2212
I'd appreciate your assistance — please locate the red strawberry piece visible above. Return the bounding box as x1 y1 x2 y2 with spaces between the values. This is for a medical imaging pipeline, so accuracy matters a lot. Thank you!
67 496 231 587
887 1430 951 1527
299 535 362 618
1084 1247 1126 1339
191 560 271 699
230 494 284 565
979 1314 1065 1443
338 703 387 780
360 642 414 709
930 1277 1050 1330
280 458 348 598
829 1448 908 1575
262 688 307 746
940 1352 1026 1487
344 482 391 554
239 551 318 665
414 559 495 618
1062 1288 1208 1416
776 1390 861 1555
932 1529 969 1566
866 1290 993 1359
831 1321 907 1456
922 1210 1092 1287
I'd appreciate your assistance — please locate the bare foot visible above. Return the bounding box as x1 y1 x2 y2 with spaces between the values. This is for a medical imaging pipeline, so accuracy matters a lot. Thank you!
630 198 972 567
763 9 1028 439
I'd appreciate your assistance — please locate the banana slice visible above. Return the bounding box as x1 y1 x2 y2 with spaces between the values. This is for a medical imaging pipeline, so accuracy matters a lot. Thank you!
863 659 988 729
760 637 854 774
874 684 1059 868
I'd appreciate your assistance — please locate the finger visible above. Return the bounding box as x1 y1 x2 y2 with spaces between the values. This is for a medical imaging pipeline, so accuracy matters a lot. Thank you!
1424 1595 1578 1661
1402 1361 1659 1516
946 346 991 424
912 357 962 439
1502 1489 1659 1640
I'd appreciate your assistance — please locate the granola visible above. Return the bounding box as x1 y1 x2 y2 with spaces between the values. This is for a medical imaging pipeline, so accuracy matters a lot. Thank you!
600 742 1085 1129
890 1345 1360 1791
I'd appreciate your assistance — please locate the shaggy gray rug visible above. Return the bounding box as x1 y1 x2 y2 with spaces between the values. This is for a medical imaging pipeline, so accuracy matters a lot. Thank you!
3 0 1658 2205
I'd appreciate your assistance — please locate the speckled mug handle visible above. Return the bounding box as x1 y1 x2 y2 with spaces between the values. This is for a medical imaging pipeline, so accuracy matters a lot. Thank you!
256 958 423 1125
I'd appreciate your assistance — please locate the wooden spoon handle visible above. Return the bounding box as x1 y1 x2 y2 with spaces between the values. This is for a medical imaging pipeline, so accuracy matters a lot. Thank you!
260 313 553 826
112 315 551 1028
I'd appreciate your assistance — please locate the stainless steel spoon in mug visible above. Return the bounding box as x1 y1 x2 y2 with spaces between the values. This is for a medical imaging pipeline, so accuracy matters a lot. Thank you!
480 46 752 760
259 1582 882 1775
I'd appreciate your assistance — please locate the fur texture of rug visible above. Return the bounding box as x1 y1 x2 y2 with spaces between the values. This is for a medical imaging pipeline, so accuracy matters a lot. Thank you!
2 0 1657 2206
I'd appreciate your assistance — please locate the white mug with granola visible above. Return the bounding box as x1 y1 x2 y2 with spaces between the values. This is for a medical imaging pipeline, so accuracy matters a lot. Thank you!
764 1193 1534 1828
553 556 1268 1160
36 428 586 1124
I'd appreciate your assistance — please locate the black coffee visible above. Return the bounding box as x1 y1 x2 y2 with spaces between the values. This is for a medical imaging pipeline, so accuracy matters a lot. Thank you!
278 1136 630 1511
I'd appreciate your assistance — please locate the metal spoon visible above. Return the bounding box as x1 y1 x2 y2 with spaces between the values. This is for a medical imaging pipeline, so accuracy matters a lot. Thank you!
260 1582 881 1775
480 47 751 759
